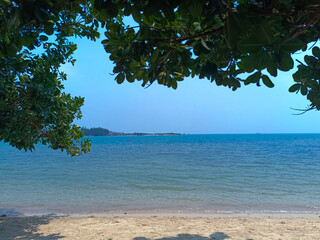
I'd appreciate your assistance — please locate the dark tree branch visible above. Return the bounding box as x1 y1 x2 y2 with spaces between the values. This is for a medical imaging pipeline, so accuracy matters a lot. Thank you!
161 26 224 43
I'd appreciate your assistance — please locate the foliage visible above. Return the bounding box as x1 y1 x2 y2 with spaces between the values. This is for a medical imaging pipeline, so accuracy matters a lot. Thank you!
100 0 320 111
0 0 99 155
81 127 111 136
2 0 320 155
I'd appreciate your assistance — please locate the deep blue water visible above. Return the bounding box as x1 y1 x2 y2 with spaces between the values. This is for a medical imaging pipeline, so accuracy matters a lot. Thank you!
1 134 320 216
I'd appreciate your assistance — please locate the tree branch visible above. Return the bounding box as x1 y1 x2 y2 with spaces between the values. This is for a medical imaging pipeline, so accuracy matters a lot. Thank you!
162 26 224 43
283 13 320 44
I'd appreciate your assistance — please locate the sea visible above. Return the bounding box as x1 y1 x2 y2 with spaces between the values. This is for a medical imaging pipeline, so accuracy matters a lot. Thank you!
0 134 319 216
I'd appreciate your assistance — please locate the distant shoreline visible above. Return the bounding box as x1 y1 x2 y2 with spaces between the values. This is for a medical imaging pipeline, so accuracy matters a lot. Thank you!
81 127 181 136
83 133 182 137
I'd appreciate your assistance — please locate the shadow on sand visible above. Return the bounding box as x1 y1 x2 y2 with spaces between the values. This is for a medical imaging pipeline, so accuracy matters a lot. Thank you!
0 209 64 239
0 209 255 240
133 232 231 240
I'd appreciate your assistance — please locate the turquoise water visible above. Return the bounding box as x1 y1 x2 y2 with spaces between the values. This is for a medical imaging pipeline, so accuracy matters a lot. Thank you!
1 134 320 216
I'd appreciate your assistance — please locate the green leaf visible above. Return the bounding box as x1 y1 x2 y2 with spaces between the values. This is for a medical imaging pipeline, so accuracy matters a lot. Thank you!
288 83 301 92
244 71 261 85
7 9 19 28
189 0 202 18
238 50 267 72
4 33 10 44
255 22 275 45
281 39 306 52
0 0 12 6
132 10 141 23
21 35 34 47
304 55 318 66
292 67 309 82
127 74 135 83
6 44 17 56
116 72 125 84
150 49 160 63
129 60 140 72
300 85 308 95
312 46 320 58
267 64 277 77
262 75 274 88
171 79 177 89
254 49 273 70
94 19 99 28
39 35 48 41
278 52 293 71
225 13 242 48
237 36 263 52
44 21 54 35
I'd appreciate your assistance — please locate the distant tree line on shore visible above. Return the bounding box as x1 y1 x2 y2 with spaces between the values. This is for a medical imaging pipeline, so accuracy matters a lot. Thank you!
81 127 181 136
81 127 120 136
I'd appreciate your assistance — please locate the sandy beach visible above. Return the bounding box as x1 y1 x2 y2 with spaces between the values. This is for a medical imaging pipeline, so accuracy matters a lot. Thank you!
0 214 319 240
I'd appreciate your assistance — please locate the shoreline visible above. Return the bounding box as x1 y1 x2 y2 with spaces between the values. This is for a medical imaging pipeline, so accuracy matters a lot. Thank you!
3 210 319 218
71 212 320 218
2 205 320 218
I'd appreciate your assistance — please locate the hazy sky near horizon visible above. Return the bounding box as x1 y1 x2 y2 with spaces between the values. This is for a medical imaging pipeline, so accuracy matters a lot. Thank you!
62 36 320 134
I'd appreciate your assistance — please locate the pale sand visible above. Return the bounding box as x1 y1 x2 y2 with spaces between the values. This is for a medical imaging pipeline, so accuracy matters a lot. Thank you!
0 214 319 239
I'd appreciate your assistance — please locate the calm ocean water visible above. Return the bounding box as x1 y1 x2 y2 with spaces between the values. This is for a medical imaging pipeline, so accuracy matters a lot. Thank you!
1 134 320 216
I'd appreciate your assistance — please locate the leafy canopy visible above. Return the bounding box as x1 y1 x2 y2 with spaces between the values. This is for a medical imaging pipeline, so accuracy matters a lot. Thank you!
1 0 320 155
0 0 98 155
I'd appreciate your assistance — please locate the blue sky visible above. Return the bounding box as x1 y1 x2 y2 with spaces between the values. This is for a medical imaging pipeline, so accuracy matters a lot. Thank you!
62 36 320 134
